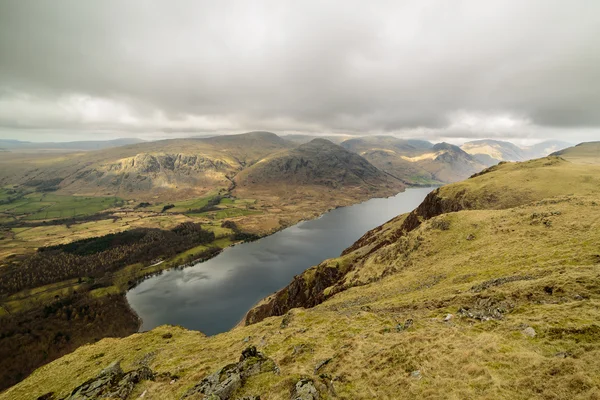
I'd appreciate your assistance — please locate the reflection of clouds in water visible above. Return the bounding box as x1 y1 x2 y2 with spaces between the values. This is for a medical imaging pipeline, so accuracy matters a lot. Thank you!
128 188 434 335
179 271 210 284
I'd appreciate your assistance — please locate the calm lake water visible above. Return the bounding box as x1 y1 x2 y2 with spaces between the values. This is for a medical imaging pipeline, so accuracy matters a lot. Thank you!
126 187 433 335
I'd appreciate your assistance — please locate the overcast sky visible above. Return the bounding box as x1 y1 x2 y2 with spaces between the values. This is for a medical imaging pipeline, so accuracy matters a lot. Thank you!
0 0 599 144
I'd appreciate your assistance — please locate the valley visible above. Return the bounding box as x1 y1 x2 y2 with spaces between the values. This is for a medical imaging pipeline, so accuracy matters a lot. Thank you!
2 141 597 399
0 132 579 394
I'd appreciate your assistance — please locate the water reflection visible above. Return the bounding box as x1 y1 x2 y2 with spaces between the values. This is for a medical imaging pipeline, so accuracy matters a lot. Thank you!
126 187 433 335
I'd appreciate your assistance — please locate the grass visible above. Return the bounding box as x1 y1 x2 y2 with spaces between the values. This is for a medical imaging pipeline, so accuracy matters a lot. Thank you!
0 192 122 220
4 155 600 399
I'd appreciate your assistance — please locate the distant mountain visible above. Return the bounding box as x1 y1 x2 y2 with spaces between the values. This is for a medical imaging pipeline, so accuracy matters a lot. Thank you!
461 139 571 164
460 140 525 163
524 140 572 159
341 136 485 185
280 134 353 144
235 138 404 193
0 138 146 152
0 132 295 201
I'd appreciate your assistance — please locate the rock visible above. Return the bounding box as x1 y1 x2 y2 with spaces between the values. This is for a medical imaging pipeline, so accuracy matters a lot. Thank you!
443 314 454 322
280 312 293 329
410 370 422 379
466 234 475 241
522 327 537 338
314 358 332 374
181 347 278 399
290 378 319 400
242 336 251 343
404 319 413 329
64 361 154 400
36 393 54 400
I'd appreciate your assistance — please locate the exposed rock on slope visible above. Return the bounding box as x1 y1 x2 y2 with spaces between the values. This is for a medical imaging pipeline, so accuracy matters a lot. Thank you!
235 138 403 191
340 137 486 185
461 139 571 164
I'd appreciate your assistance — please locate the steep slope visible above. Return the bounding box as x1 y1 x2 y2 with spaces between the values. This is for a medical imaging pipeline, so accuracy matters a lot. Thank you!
0 132 295 201
461 139 571 165
235 138 400 189
461 139 526 163
341 137 486 185
5 146 600 399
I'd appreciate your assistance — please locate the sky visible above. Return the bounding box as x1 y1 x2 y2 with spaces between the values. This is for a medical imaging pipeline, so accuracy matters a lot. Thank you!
0 0 599 144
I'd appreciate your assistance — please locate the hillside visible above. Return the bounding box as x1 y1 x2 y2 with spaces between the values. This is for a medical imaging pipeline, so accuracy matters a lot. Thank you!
461 139 571 165
551 141 600 164
0 132 295 201
233 138 405 209
5 143 599 399
341 136 486 185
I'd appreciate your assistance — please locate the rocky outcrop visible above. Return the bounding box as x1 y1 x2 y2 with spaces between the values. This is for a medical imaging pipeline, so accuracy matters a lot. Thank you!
244 264 343 325
290 379 320 400
181 346 278 400
245 186 476 326
61 360 154 400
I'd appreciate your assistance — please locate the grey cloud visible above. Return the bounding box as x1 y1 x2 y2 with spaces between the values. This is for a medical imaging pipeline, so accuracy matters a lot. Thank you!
0 0 599 142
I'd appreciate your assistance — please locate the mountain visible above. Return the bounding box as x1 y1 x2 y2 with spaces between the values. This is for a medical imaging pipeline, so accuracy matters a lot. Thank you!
5 145 599 399
0 132 295 201
461 139 571 165
236 138 401 188
341 136 486 185
234 138 404 199
0 138 146 152
524 140 572 159
460 139 525 163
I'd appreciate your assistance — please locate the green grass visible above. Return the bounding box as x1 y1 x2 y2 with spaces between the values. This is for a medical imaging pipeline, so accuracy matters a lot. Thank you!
0 193 122 220
214 209 262 219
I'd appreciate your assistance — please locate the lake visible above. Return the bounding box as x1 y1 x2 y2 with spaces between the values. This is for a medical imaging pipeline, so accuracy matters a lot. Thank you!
126 187 433 335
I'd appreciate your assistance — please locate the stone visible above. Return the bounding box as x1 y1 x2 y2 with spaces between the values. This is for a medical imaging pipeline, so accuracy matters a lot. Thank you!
443 314 454 322
290 378 319 400
410 370 422 379
466 234 475 241
313 358 332 374
522 327 537 338
64 361 154 400
181 347 278 399
242 336 251 343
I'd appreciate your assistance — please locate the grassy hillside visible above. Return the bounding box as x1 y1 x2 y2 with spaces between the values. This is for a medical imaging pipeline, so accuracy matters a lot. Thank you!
4 144 599 399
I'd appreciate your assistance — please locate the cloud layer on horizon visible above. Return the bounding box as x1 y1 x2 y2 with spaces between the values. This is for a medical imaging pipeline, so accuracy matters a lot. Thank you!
0 0 599 143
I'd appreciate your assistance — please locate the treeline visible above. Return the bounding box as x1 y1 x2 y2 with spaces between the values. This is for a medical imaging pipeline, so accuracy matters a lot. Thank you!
0 292 139 391
0 222 215 296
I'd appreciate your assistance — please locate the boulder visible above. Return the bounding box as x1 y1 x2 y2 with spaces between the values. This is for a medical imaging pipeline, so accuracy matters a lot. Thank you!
63 360 154 400
181 347 278 400
290 378 319 400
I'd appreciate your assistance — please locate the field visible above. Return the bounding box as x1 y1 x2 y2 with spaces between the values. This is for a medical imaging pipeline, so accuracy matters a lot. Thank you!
0 191 122 220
